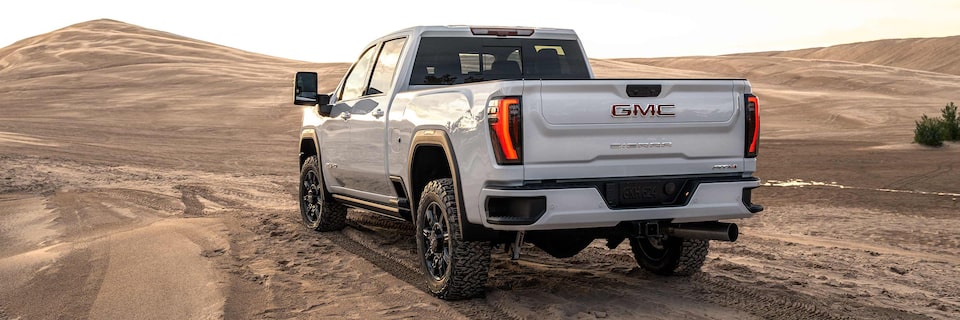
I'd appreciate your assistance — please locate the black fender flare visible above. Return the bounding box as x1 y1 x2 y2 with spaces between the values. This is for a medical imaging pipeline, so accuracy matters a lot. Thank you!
408 129 496 241
298 129 321 166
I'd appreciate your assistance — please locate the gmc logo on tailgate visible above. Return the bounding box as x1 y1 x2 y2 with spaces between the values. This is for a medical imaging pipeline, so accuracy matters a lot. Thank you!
611 104 676 117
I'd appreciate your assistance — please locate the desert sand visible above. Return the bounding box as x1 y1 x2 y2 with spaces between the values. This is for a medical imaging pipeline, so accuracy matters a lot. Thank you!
1 19 958 319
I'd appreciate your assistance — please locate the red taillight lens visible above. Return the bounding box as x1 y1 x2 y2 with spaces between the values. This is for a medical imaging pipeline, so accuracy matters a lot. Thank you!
488 97 522 164
745 94 760 158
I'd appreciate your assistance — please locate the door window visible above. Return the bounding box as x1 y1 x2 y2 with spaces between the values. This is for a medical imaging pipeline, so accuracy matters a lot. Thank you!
366 38 407 95
340 46 378 101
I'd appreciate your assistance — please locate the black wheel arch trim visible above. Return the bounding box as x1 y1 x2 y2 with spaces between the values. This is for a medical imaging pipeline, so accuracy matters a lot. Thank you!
300 129 336 198
408 129 498 241
299 129 322 167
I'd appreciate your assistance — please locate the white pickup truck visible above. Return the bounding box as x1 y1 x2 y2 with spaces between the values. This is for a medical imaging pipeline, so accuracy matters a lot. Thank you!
292 26 763 300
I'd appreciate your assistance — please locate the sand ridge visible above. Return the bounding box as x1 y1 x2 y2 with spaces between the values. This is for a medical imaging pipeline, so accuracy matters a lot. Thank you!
611 55 960 142
731 35 960 76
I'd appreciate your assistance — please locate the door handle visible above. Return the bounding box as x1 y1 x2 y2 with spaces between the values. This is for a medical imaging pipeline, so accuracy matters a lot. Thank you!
340 112 351 120
373 109 385 119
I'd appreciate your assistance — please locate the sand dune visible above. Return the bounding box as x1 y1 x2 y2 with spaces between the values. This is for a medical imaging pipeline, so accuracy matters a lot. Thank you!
612 56 960 141
730 35 960 76
0 19 349 175
1 19 326 79
599 36 960 142
1 20 959 319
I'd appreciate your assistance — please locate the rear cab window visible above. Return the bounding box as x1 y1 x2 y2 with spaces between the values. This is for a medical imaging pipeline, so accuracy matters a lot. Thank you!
410 37 589 85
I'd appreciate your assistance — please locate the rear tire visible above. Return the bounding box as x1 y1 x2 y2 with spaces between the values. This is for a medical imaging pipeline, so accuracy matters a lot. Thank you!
299 156 347 231
629 236 708 276
414 178 491 300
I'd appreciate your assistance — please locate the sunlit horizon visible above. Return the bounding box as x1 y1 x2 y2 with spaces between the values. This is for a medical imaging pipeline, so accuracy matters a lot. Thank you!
3 0 960 63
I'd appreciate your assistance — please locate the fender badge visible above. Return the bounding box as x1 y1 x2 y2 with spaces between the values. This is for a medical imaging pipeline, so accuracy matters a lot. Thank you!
712 164 738 170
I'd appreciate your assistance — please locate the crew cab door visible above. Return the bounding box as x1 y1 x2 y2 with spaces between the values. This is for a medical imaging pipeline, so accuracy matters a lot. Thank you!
323 45 378 193
347 37 407 200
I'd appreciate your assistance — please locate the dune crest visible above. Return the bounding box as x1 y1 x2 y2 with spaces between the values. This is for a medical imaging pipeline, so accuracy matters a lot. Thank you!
1 19 302 75
0 19 347 91
0 19 348 176
731 35 960 76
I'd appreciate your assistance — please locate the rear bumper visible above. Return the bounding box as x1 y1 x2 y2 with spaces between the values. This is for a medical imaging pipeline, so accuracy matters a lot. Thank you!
478 178 762 231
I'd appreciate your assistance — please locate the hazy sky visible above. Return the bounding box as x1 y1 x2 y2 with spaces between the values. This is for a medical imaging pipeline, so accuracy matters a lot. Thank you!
3 0 960 62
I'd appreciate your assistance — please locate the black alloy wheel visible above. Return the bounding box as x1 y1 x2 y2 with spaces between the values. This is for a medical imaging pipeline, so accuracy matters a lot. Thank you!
414 178 491 300
298 156 346 231
419 201 451 281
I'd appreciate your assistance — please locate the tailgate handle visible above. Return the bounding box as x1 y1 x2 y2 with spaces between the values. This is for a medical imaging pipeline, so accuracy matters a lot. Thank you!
626 85 662 98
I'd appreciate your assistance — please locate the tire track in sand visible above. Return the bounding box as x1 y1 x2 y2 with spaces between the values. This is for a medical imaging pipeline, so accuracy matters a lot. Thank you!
325 229 520 320
883 161 954 190
692 274 851 320
527 246 851 320
340 213 849 320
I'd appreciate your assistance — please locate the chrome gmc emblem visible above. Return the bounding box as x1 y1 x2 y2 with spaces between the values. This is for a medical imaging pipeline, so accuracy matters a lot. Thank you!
611 104 676 117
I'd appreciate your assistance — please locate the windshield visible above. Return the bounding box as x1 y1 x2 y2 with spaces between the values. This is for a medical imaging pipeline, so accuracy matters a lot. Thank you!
410 37 590 85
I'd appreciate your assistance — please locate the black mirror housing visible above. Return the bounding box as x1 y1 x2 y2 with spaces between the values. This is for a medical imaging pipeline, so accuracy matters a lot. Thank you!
294 71 335 117
294 71 319 106
318 103 333 117
317 94 331 106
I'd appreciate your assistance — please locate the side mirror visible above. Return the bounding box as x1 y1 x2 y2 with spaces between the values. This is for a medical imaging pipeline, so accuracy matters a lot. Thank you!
294 71 319 105
294 71 334 117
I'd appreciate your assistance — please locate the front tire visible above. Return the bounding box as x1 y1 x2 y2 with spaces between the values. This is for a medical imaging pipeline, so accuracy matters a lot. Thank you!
414 178 491 300
299 156 347 231
629 236 708 276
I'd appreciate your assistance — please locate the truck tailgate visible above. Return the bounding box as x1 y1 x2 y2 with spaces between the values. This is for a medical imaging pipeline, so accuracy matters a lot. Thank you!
522 79 751 180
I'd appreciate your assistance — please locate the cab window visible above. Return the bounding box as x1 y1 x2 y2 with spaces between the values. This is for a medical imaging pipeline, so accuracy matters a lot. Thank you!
410 37 589 85
340 46 378 101
366 38 407 95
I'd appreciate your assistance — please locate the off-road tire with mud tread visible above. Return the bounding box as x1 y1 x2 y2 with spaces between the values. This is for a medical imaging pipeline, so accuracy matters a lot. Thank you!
630 237 709 276
299 156 347 231
415 178 492 300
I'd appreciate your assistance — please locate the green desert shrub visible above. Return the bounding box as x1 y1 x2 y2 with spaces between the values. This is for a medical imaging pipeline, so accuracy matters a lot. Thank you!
914 114 944 147
941 102 959 141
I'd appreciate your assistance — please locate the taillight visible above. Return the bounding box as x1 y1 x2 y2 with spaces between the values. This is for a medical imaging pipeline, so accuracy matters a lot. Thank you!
745 94 760 158
488 97 523 165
